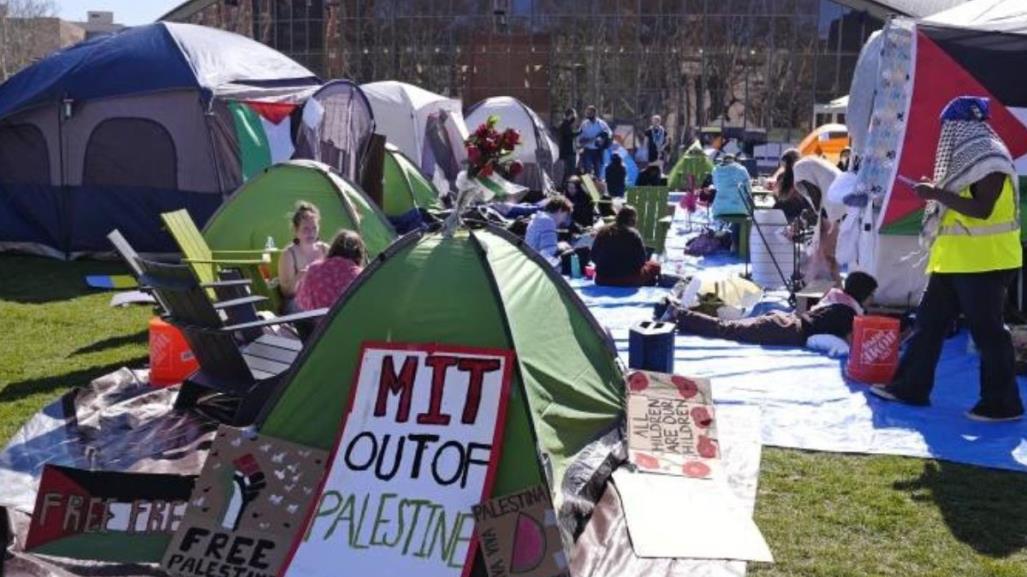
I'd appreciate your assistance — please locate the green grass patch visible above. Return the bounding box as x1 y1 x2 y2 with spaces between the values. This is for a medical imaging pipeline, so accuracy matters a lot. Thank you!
0 255 150 442
1 254 1027 574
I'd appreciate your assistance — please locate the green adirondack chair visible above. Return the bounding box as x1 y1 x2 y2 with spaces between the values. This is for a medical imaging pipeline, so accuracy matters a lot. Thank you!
579 174 615 223
625 186 673 255
161 209 280 311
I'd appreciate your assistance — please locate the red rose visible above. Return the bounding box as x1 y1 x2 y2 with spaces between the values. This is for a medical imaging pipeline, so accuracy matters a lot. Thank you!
503 129 521 146
467 146 481 164
508 160 524 176
480 162 494 177
475 124 490 138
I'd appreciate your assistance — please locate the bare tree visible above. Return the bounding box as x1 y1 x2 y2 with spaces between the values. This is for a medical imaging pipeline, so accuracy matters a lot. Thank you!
0 0 58 81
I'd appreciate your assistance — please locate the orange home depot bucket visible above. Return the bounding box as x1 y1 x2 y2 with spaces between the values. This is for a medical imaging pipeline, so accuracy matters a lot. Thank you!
846 315 900 384
148 317 198 387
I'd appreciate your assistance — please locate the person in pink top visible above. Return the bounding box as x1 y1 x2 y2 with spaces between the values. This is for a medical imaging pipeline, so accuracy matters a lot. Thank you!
296 230 366 312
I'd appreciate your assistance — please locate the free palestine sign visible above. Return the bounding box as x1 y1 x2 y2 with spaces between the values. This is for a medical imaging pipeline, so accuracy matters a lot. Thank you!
281 343 514 577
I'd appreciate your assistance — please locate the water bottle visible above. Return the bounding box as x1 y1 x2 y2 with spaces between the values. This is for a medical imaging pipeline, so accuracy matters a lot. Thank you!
569 253 582 279
261 236 276 280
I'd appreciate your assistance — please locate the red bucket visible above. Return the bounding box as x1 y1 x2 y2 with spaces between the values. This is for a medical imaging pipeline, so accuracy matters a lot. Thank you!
846 315 900 384
149 317 198 387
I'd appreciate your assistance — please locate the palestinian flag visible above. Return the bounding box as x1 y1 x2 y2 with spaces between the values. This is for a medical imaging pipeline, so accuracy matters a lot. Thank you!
469 172 529 202
24 465 195 563
881 24 1027 235
228 101 299 181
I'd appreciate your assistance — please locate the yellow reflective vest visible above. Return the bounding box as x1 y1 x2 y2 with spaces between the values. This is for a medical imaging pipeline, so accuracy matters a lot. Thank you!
927 176 1022 273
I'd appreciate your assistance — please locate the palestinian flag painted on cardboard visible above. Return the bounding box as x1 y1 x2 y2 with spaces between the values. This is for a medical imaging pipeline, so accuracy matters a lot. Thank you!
24 465 195 563
881 25 1027 235
228 101 300 181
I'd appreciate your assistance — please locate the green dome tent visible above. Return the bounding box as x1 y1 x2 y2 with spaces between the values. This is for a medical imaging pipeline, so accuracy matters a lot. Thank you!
382 143 442 217
667 140 715 191
202 160 396 257
258 225 625 497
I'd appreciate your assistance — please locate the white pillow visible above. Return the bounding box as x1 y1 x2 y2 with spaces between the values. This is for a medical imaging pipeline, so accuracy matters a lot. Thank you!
806 334 850 357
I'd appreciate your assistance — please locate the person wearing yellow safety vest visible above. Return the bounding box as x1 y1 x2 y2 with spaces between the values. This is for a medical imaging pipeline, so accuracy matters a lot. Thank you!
872 96 1024 422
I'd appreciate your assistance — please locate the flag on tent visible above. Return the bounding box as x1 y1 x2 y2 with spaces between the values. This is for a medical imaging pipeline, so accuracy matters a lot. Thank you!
880 25 1027 235
229 101 300 181
468 172 529 202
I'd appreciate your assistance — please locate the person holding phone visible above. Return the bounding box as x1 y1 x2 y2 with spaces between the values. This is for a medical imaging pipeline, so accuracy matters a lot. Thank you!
872 96 1023 422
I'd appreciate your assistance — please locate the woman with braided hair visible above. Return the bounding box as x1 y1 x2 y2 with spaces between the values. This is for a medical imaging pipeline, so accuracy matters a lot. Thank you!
872 96 1024 422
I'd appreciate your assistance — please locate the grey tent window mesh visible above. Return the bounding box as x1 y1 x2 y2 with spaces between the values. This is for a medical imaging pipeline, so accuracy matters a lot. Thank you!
83 118 178 189
0 123 50 185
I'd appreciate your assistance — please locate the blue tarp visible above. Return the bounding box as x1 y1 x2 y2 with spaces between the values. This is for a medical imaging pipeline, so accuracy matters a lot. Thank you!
571 278 1027 474
0 22 318 119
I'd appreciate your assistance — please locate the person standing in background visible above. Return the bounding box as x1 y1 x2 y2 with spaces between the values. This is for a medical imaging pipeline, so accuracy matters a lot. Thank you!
577 105 611 180
644 115 669 170
557 107 579 186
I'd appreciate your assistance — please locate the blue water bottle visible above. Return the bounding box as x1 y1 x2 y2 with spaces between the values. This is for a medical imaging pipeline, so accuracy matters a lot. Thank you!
570 253 582 279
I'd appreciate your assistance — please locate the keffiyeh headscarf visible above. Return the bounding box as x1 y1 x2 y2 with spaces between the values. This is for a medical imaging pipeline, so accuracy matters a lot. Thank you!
932 97 1015 193
921 97 1017 250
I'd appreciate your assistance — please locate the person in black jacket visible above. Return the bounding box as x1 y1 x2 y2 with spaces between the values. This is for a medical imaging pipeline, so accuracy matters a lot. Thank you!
564 176 598 233
605 154 627 198
557 108 578 184
591 205 661 287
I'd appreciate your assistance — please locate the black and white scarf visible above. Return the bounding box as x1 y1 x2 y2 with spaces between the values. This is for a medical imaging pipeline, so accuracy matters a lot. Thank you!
920 119 1016 249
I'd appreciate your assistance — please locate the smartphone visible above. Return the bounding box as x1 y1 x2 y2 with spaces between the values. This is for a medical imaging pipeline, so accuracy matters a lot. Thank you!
896 174 920 187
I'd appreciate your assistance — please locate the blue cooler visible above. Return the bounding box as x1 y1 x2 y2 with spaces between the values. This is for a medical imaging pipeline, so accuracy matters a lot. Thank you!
628 320 676 372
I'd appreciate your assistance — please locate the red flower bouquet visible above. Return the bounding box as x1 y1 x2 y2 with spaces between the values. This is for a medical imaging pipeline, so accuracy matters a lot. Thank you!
464 115 523 179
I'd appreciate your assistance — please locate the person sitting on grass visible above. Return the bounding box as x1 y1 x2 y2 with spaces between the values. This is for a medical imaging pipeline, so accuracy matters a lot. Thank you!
591 205 662 287
296 230 366 312
665 271 878 347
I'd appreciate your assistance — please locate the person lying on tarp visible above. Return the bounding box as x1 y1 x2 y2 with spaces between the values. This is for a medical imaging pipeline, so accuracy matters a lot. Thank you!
664 272 878 347
591 205 662 287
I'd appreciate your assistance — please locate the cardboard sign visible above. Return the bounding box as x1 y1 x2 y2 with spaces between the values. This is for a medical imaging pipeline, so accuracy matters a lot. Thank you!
472 485 569 577
25 465 194 562
613 469 773 562
282 343 515 577
162 427 327 577
625 371 720 479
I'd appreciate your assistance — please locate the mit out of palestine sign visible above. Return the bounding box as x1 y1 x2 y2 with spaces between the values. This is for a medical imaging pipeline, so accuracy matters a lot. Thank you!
282 343 515 577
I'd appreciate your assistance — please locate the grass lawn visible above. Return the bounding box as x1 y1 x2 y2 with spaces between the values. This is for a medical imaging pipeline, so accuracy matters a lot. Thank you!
2 254 1026 576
